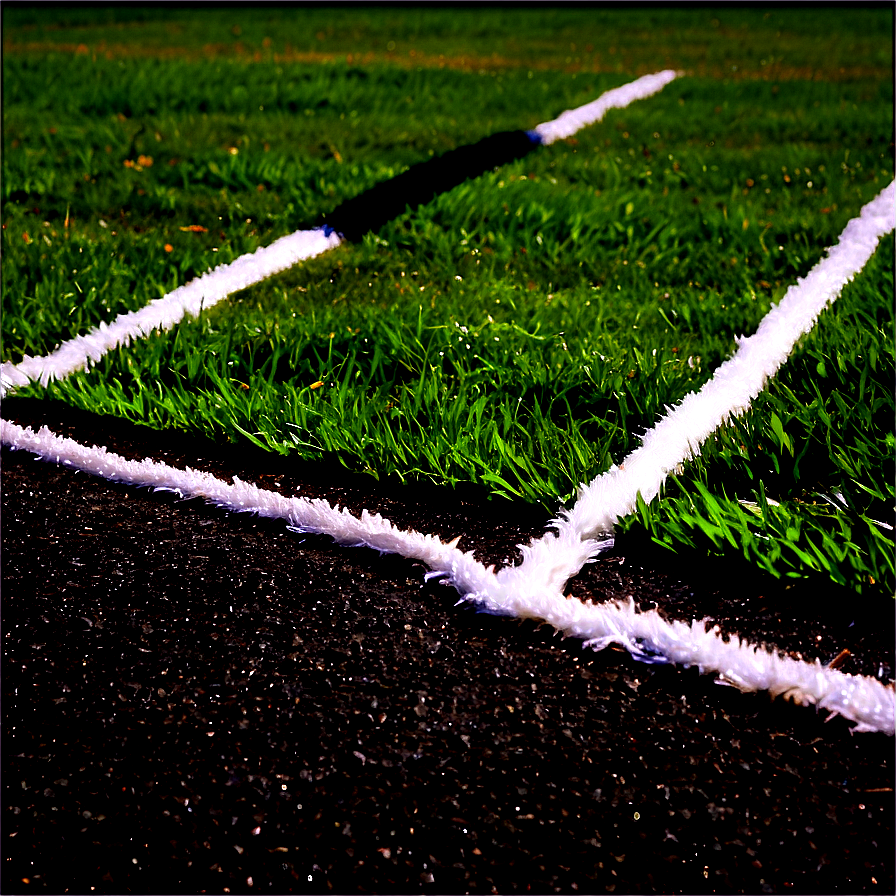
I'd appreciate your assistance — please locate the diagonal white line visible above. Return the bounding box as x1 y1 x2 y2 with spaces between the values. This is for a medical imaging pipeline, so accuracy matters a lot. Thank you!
532 70 678 144
0 228 342 399
0 418 496 600
2 409 893 733
491 181 896 601
0 72 678 401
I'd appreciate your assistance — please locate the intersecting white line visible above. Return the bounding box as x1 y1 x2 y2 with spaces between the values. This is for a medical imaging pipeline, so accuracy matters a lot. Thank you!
2 73 894 733
2 404 893 737
492 181 896 602
4 184 894 732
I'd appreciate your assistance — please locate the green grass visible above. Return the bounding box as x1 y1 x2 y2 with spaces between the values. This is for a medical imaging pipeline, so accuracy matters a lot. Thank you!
620 237 894 591
4 5 891 75
2 6 893 596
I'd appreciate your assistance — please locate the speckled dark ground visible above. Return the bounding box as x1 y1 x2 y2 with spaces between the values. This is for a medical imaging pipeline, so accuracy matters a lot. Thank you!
2 398 894 895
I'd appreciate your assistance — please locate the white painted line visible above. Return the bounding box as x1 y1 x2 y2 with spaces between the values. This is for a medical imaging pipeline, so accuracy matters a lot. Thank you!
0 228 343 398
508 596 894 735
0 418 495 601
493 181 896 599
3 414 893 734
0 72 678 401
532 70 678 144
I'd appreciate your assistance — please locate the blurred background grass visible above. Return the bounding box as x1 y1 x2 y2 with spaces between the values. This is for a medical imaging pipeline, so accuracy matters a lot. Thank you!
4 4 892 77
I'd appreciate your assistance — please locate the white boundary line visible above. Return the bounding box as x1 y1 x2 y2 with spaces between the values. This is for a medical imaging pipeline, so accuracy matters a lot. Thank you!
532 69 678 144
0 228 342 398
0 418 497 601
1 402 892 734
492 181 896 599
0 71 677 400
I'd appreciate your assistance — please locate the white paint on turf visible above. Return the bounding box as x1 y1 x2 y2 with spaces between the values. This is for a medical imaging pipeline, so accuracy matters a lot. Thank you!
493 181 896 598
0 72 679 401
0 227 342 398
532 70 678 145
2 412 893 734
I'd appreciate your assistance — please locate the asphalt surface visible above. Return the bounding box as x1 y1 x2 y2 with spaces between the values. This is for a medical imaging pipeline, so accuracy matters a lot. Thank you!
2 397 894 895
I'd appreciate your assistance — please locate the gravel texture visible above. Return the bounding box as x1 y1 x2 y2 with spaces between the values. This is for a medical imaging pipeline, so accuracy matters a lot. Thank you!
2 397 893 895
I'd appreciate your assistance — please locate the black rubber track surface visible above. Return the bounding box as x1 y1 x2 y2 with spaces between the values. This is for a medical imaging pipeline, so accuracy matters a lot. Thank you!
2 397 893 895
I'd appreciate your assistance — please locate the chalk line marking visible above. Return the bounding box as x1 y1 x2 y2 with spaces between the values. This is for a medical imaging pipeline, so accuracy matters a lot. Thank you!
2 410 893 734
0 418 496 602
530 69 678 145
0 71 677 401
491 181 896 602
0 228 343 399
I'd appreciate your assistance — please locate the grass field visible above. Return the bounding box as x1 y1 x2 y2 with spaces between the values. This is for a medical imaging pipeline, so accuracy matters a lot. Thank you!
2 5 893 597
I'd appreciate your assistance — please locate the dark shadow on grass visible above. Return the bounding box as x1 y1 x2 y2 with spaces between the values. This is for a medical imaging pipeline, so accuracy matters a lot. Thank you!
316 129 541 241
